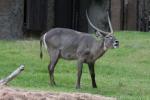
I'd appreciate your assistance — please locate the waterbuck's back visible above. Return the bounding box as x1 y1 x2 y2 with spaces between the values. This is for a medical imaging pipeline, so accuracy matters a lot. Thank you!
45 28 83 48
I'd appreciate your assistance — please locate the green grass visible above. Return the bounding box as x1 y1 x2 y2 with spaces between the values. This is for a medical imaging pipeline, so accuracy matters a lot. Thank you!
0 31 150 100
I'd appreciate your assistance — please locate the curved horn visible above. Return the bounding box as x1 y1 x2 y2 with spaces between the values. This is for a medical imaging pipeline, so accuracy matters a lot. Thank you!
86 10 109 35
107 12 113 34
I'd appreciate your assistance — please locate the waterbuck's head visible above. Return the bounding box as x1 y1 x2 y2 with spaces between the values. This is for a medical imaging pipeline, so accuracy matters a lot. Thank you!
86 11 119 49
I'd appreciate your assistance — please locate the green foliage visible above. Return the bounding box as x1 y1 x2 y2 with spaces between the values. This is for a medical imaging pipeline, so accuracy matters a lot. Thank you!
0 31 150 100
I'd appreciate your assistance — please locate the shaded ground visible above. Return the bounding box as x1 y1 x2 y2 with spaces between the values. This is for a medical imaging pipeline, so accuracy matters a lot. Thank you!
0 86 116 100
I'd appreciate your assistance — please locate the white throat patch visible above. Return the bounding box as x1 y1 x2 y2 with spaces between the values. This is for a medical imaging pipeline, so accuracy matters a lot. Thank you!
103 41 107 51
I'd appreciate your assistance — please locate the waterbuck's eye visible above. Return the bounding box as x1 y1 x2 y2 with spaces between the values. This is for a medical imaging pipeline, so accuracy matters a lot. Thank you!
110 36 113 39
106 36 112 39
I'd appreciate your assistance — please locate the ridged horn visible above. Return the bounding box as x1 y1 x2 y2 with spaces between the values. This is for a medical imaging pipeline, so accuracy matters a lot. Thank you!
86 10 109 36
107 12 113 34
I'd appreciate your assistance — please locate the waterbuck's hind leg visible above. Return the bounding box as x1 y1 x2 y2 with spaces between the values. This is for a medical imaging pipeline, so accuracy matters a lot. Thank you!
88 62 97 88
48 50 60 86
76 61 83 89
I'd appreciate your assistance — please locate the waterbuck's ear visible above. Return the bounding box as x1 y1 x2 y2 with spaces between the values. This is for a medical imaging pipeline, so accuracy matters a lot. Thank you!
95 31 102 37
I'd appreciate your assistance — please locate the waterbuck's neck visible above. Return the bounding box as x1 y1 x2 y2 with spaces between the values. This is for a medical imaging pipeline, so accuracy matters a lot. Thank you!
93 37 107 60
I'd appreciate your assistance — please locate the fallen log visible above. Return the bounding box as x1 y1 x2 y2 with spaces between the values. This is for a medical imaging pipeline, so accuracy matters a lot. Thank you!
0 65 24 85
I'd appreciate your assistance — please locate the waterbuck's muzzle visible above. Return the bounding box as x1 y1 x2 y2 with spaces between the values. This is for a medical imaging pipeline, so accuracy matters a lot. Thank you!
113 40 119 48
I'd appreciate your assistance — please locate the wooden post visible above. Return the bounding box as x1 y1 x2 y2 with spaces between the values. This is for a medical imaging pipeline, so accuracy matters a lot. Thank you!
0 65 25 85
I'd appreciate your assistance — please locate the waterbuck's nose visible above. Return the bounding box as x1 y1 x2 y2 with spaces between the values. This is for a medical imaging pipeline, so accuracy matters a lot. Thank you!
115 40 119 44
114 40 119 48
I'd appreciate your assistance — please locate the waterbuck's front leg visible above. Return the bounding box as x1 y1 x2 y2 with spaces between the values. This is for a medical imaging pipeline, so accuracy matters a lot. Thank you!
88 62 97 88
76 60 83 89
48 50 60 86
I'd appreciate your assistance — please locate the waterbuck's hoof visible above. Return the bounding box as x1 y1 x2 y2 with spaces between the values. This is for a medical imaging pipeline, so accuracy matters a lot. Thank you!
49 81 56 86
93 86 97 88
76 85 81 89
92 85 97 88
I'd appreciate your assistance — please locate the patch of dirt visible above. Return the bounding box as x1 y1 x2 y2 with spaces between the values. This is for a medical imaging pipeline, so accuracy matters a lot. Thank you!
0 86 116 100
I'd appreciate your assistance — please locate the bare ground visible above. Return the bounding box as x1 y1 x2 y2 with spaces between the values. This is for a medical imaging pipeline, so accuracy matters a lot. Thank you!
0 86 116 100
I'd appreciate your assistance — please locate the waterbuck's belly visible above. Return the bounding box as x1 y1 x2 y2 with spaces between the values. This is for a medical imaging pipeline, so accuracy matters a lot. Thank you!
60 49 77 60
80 53 95 63
59 46 97 62
60 50 94 62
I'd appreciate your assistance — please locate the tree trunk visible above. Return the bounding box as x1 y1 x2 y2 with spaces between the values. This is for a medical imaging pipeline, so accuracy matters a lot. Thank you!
0 65 25 85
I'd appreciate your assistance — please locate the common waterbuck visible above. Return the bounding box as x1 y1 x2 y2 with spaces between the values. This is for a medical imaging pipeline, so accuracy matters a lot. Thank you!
40 11 119 89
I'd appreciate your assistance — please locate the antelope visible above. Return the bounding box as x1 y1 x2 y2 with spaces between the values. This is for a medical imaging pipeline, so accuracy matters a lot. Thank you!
40 11 119 89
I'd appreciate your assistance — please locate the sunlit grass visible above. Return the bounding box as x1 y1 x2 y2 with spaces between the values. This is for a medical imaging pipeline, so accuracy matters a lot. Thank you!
0 31 150 100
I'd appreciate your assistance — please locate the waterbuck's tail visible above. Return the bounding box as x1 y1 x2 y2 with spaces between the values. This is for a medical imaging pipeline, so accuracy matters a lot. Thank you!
40 33 48 59
40 36 43 59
